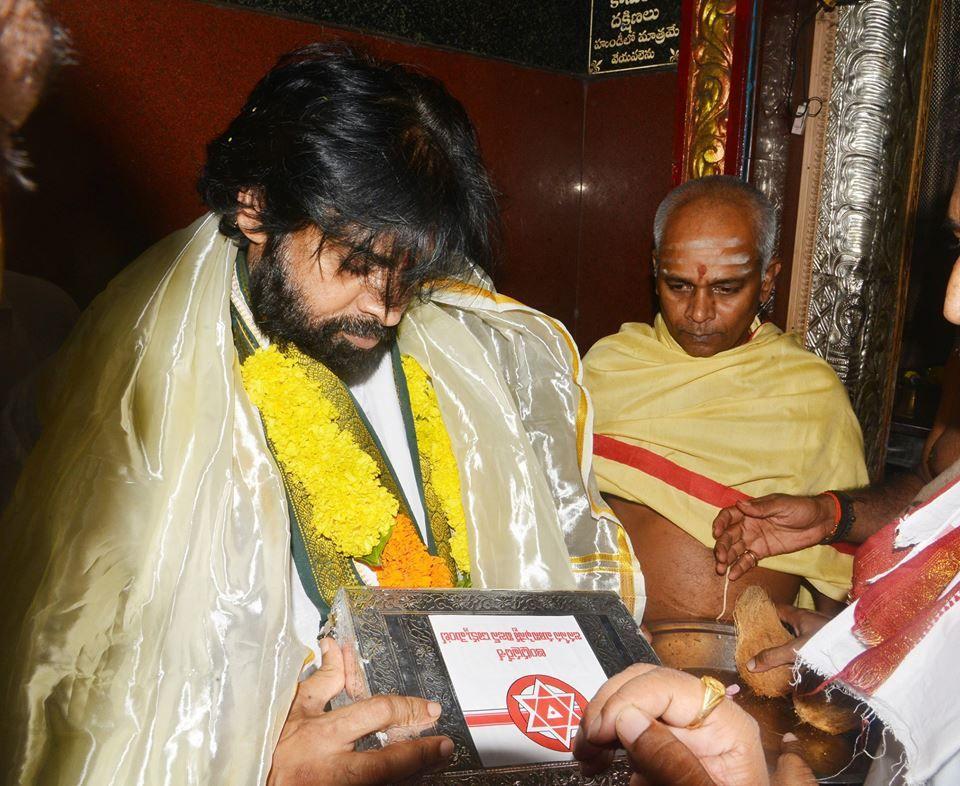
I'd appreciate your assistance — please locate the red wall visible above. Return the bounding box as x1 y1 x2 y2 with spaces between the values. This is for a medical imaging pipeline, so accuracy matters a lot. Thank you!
576 73 678 349
7 0 675 351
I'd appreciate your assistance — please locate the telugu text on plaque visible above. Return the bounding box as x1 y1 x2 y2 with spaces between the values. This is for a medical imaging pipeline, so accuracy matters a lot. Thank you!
588 0 682 74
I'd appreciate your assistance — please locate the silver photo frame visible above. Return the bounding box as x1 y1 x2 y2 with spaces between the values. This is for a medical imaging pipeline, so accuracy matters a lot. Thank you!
326 588 659 784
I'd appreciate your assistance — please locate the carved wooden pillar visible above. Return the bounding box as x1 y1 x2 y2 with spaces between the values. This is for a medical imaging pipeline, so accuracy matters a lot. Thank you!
672 0 759 184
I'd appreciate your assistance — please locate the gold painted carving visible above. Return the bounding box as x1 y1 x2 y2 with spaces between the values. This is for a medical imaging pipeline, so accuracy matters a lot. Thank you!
680 0 737 182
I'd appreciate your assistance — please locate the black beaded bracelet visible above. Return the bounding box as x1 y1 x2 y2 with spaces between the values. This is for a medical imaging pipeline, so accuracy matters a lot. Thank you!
820 490 856 544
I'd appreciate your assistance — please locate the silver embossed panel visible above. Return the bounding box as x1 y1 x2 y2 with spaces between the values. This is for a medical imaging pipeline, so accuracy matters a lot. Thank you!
804 0 935 476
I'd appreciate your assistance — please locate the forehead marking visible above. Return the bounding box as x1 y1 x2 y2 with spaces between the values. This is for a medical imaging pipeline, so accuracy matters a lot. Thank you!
661 256 755 272
662 237 751 251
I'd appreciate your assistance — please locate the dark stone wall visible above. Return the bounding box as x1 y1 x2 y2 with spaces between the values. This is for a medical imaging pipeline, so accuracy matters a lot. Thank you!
208 0 590 73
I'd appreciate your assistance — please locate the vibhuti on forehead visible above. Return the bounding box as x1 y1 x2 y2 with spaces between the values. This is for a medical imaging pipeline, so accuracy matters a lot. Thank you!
657 231 758 269
660 237 754 251
657 252 757 275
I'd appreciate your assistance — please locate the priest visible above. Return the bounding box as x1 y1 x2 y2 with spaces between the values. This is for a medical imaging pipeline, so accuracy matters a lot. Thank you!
584 176 867 620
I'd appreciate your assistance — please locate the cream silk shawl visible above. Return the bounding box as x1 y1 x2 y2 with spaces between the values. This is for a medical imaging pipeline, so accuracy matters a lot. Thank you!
584 315 869 600
0 215 640 785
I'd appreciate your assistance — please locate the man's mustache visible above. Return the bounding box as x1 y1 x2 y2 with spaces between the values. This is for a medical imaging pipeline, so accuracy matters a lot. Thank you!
329 316 397 343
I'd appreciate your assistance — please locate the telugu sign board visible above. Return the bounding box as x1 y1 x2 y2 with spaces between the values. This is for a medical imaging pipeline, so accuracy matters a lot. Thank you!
588 0 682 75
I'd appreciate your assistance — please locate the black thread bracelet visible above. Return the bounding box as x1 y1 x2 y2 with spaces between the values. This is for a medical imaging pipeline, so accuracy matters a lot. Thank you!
820 490 856 544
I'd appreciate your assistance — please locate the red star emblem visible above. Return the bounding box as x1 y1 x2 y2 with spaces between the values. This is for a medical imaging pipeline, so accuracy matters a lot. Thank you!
505 675 587 751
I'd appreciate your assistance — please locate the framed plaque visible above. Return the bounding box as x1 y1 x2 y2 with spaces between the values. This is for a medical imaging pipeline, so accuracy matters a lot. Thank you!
325 588 659 784
588 0 681 75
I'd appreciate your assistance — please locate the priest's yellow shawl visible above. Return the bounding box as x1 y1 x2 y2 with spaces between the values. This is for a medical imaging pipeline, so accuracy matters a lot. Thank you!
0 215 639 785
584 314 869 600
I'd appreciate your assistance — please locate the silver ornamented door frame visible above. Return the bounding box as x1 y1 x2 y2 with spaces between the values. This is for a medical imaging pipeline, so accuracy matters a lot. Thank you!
785 1 941 478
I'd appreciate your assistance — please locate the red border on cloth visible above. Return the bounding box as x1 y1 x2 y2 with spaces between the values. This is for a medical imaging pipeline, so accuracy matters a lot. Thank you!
594 434 856 555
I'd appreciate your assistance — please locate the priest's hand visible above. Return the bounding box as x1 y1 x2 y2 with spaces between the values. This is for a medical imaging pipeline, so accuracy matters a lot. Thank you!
712 494 836 580
575 664 815 786
268 638 453 786
745 605 831 674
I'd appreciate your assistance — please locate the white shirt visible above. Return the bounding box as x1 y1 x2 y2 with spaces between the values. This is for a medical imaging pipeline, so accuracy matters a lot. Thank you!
289 350 427 664
865 738 960 786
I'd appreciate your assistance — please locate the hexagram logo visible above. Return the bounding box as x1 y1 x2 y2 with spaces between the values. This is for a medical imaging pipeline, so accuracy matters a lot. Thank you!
505 674 587 752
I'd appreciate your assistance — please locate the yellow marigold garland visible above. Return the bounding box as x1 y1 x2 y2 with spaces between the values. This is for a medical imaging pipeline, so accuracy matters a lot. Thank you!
402 356 471 574
241 345 470 586
241 346 397 558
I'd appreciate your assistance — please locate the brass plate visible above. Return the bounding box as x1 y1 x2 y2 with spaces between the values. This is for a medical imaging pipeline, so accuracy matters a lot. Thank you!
648 619 871 784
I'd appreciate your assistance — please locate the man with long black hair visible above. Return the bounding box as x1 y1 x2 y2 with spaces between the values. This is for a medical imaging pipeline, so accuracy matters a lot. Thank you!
0 46 639 784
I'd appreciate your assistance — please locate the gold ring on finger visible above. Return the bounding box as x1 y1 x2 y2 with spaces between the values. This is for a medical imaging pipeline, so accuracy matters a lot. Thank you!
685 675 726 729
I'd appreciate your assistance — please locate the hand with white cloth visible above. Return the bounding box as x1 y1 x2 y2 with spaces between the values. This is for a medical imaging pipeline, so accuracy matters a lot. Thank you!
796 469 960 786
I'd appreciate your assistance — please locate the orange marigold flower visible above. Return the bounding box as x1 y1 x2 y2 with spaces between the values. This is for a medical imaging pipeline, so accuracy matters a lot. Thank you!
376 515 454 588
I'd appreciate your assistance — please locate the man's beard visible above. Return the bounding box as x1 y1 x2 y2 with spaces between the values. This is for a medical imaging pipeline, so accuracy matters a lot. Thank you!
248 241 397 386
